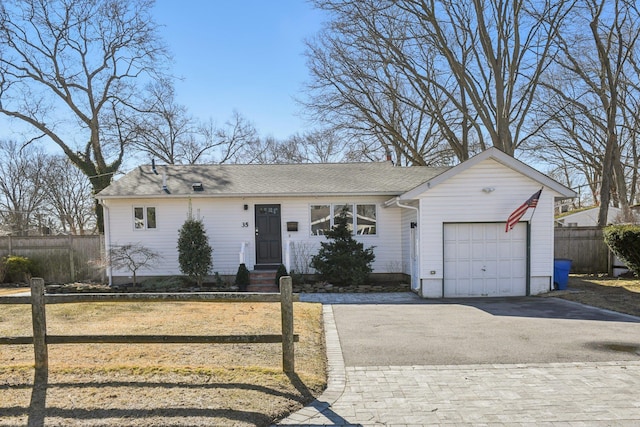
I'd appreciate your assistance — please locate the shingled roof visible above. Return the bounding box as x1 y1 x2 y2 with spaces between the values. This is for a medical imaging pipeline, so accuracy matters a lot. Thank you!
97 162 450 199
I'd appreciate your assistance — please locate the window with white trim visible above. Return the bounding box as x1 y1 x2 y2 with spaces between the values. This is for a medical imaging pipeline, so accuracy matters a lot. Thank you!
134 207 157 230
310 204 376 236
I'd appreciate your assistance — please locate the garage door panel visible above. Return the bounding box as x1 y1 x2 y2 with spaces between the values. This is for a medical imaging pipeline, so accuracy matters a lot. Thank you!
499 278 514 293
511 259 527 277
472 242 485 258
498 243 514 258
457 261 471 277
457 243 471 259
471 260 486 277
459 278 472 295
485 278 498 294
485 241 497 256
444 223 527 297
484 260 497 277
484 224 498 239
472 224 485 239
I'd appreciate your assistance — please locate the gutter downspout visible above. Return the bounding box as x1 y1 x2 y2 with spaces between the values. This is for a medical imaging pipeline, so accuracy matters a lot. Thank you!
392 197 420 295
99 199 113 287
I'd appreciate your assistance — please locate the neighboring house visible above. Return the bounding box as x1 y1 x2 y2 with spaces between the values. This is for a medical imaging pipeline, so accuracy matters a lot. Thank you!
97 147 575 298
555 207 623 227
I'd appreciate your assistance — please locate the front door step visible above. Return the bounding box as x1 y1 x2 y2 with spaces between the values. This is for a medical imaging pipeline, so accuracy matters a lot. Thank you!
247 270 278 292
254 263 281 271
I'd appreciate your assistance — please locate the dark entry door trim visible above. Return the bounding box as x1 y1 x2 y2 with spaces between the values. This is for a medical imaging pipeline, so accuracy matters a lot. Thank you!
255 204 282 268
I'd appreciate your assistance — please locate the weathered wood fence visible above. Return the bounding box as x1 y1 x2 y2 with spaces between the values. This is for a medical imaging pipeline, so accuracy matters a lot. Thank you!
554 227 612 274
0 277 299 375
0 235 103 283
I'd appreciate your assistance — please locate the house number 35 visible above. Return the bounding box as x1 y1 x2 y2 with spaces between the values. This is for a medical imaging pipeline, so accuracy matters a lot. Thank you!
241 222 249 227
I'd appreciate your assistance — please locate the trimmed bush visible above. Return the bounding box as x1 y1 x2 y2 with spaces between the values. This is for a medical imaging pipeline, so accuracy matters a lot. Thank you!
604 224 640 276
235 263 250 291
310 207 375 286
4 256 35 283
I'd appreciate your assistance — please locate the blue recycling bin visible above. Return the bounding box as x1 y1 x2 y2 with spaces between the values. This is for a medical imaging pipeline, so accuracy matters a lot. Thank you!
553 259 572 290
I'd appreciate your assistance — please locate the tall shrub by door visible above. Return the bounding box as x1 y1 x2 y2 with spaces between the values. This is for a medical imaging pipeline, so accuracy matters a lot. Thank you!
177 212 213 286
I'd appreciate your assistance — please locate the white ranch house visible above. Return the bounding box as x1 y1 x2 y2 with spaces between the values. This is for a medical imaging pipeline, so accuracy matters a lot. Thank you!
97 148 575 298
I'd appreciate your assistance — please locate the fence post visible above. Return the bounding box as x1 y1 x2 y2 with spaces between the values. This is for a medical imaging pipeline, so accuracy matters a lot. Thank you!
30 278 48 377
280 276 294 374
69 234 76 283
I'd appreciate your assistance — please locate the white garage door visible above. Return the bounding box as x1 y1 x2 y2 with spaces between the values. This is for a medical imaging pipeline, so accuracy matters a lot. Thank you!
444 223 527 297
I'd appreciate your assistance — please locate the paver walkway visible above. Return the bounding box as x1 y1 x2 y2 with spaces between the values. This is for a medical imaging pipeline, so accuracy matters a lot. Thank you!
276 294 640 426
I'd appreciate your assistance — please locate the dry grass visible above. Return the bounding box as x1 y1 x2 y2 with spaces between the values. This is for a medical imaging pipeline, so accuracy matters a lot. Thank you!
0 287 29 296
0 301 326 426
550 274 640 317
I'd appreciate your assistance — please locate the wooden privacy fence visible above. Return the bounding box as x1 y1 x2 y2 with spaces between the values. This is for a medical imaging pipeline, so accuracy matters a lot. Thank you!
554 226 613 274
0 276 299 374
0 235 103 283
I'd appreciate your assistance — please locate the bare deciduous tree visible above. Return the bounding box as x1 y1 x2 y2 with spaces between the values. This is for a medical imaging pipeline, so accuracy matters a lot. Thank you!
304 0 572 164
108 243 161 286
247 129 359 164
0 141 48 235
536 0 640 225
43 156 96 235
131 79 197 165
0 0 169 231
206 111 261 164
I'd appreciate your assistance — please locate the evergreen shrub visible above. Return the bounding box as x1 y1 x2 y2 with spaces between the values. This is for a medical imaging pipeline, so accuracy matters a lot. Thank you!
177 213 213 286
310 207 375 286
604 224 640 276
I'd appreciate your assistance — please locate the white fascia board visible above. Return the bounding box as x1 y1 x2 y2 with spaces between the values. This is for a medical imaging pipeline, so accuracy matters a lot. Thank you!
96 191 403 200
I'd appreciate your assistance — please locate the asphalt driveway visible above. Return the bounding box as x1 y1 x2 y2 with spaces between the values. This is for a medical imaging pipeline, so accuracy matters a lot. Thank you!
329 296 640 366
280 294 640 425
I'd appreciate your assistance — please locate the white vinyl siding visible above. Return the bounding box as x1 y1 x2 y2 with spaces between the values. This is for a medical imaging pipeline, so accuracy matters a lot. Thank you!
103 195 401 280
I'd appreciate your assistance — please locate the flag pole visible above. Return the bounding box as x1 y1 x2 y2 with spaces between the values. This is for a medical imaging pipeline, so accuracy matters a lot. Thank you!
528 186 544 222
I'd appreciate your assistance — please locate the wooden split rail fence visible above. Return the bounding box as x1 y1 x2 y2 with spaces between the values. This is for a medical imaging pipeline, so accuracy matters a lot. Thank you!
0 277 299 375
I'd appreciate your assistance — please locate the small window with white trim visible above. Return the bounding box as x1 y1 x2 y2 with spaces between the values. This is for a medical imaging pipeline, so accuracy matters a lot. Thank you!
134 207 157 230
310 205 331 235
356 204 377 235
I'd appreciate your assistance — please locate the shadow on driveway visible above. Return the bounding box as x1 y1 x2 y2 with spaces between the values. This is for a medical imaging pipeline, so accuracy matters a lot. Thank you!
301 292 640 322
307 293 640 366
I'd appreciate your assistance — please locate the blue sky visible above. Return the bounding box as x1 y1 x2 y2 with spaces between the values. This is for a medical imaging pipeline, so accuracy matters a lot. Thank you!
0 1 325 147
154 0 326 139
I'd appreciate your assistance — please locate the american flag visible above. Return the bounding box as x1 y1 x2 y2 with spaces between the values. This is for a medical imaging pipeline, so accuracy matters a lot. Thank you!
505 189 542 232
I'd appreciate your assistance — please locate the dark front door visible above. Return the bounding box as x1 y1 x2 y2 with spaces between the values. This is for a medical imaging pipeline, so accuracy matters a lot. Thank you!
255 204 282 267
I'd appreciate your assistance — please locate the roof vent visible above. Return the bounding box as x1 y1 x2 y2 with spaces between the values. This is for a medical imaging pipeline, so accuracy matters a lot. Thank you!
192 182 204 192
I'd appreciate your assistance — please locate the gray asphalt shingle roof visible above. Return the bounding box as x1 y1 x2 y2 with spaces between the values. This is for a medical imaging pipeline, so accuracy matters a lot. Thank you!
97 162 450 198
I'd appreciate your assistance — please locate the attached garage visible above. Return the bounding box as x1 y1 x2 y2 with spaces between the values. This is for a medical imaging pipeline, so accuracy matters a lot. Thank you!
390 147 576 298
443 222 527 297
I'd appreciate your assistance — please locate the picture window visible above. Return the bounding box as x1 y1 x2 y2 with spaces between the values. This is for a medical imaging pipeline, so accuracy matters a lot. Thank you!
310 203 376 236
